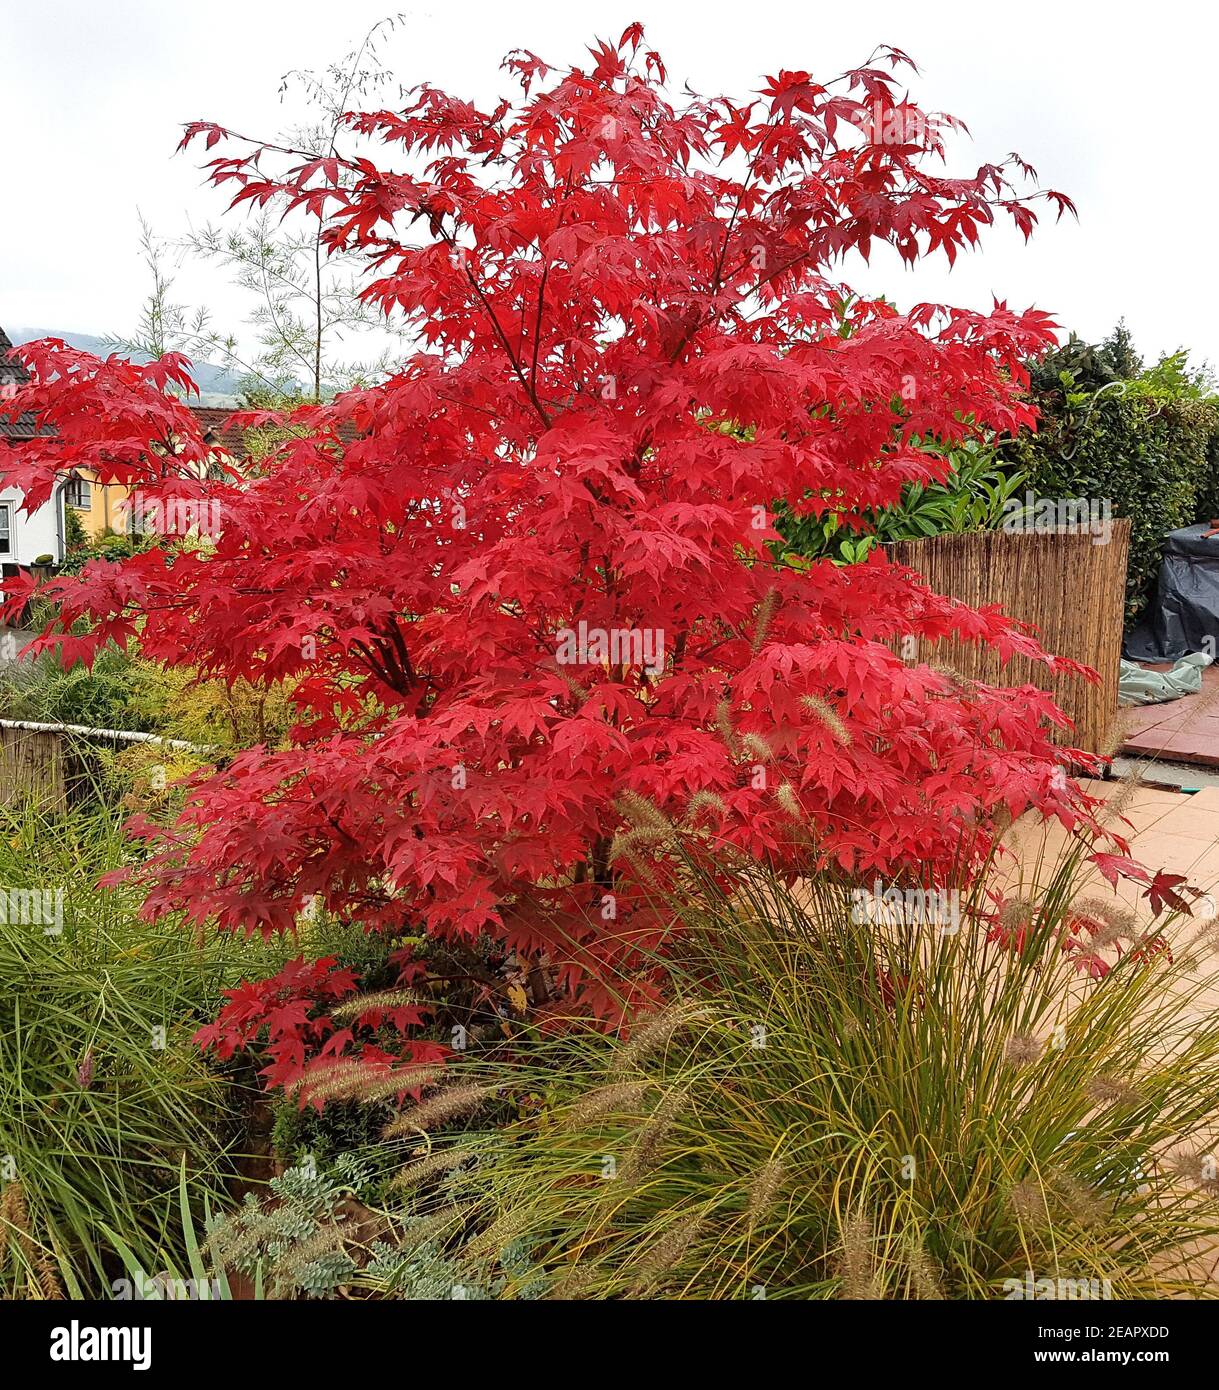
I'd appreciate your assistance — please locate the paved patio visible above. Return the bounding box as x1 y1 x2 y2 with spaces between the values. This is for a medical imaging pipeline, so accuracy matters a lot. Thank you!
1089 779 1219 895
1001 776 1219 910
1001 774 1219 1283
1121 663 1219 766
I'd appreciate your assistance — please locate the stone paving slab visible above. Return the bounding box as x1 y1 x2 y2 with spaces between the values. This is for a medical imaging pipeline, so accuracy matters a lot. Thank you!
1122 665 1219 766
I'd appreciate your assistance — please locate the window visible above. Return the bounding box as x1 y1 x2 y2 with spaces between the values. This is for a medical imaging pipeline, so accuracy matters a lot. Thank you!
0 502 10 555
64 476 91 510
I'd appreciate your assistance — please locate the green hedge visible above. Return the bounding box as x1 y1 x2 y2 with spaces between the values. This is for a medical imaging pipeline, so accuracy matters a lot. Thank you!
1196 425 1219 528
1004 383 1219 625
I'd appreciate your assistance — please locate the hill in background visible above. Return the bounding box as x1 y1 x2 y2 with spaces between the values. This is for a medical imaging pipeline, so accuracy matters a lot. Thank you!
8 327 250 405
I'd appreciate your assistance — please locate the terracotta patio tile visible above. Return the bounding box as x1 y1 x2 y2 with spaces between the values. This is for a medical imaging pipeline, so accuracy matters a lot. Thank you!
1121 704 1183 735
1120 666 1219 767
1122 723 1190 750
1128 787 1198 810
1125 708 1208 737
1128 833 1219 883
1174 786 1219 815
1154 792 1219 838
1129 736 1219 767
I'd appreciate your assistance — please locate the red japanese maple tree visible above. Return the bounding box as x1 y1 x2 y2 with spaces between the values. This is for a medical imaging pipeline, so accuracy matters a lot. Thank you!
2 27 1113 1035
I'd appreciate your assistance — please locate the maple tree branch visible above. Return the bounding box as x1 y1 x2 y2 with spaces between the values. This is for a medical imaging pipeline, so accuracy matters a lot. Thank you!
432 223 551 431
529 178 571 397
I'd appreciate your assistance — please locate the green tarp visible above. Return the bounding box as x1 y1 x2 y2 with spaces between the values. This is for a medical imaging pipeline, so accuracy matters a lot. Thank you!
1118 650 1212 706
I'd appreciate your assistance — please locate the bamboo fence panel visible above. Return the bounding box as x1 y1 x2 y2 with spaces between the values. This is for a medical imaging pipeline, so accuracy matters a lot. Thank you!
0 726 66 811
0 720 211 815
887 518 1131 756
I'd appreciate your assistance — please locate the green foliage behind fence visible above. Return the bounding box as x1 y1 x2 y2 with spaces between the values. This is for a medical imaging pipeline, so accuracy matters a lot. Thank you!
1004 379 1219 626
773 324 1219 630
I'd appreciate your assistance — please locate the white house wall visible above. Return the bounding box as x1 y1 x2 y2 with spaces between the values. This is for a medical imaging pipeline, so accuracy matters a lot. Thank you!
0 486 61 566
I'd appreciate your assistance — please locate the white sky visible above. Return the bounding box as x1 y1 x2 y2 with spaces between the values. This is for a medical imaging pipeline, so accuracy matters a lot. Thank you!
2 0 1216 375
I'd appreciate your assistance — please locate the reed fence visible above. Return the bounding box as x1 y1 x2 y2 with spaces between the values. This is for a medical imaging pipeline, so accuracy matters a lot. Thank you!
0 725 66 812
887 519 1131 756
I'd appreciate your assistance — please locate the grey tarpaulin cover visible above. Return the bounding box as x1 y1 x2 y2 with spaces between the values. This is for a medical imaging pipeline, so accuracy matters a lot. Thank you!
1118 651 1212 706
1124 523 1219 662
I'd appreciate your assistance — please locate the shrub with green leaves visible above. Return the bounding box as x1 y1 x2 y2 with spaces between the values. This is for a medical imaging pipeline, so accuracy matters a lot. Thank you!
204 1157 380 1299
776 438 1026 565
0 645 151 732
195 1152 545 1300
1005 330 1219 624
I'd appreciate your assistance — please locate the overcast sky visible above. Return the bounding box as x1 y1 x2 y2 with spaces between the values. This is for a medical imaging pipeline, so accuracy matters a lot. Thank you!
2 0 1215 376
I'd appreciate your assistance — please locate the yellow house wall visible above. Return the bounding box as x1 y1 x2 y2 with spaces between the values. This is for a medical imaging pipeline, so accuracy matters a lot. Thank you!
70 478 132 539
